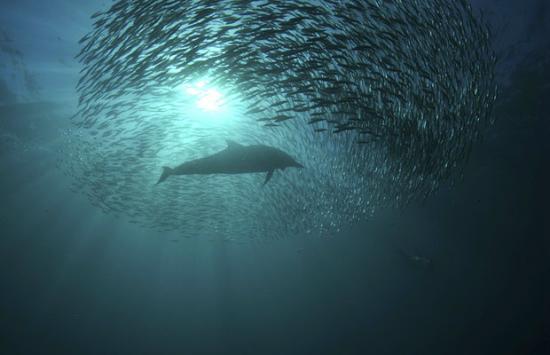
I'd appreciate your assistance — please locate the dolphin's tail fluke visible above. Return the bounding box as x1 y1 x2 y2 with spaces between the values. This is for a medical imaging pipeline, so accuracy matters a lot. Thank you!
156 166 173 185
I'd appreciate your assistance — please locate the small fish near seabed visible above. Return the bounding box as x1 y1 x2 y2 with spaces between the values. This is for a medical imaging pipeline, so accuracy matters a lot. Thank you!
396 247 434 270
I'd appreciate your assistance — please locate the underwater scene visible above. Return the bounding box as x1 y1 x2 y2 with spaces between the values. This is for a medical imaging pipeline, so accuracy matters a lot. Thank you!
0 0 548 354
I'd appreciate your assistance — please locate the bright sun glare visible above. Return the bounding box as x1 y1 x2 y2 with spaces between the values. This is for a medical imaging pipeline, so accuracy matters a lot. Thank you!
183 80 225 112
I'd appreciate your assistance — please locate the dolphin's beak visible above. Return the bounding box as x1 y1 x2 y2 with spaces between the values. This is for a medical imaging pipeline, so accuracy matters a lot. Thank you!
295 162 304 168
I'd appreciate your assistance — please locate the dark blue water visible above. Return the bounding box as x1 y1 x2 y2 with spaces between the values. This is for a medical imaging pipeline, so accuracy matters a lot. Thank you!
1 0 548 354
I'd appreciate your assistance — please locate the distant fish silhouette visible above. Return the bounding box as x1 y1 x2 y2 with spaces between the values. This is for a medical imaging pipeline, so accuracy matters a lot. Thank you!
396 247 434 270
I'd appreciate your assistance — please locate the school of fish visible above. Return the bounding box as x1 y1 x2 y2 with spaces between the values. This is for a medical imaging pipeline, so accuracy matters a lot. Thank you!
62 0 498 239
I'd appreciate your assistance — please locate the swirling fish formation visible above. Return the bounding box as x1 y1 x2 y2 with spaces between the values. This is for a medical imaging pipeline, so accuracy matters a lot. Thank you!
64 0 497 239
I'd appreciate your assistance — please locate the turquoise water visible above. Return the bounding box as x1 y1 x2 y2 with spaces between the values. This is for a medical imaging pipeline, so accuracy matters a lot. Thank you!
0 1 547 354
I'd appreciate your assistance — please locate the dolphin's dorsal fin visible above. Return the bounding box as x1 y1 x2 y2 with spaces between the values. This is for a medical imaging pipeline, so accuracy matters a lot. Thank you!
264 170 274 185
226 139 243 149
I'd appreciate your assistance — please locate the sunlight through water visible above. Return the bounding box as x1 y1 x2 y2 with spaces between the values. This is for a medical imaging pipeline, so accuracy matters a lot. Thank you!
183 80 226 113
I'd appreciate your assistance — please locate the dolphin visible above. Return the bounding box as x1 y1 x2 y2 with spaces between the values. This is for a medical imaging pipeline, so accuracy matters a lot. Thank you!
156 140 303 185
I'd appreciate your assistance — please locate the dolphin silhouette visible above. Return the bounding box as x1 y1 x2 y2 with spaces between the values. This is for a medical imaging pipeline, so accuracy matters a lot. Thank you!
156 140 303 185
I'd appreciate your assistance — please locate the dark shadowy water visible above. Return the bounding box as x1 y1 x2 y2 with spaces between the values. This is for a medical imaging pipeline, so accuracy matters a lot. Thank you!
0 1 548 354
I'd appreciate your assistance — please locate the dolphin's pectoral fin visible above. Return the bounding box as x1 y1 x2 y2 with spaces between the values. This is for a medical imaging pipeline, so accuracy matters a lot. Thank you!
226 139 243 150
156 166 173 185
264 170 274 185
